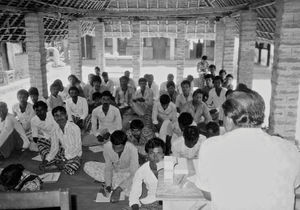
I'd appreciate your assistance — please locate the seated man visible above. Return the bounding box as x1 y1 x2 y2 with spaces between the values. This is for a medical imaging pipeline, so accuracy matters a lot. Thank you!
84 130 139 202
102 72 115 95
181 89 212 125
175 80 193 113
171 126 205 159
159 81 178 104
39 106 82 175
152 94 177 133
161 112 195 155
129 138 165 210
159 73 174 94
65 86 89 130
88 76 104 104
115 76 135 110
31 101 58 157
47 83 64 111
12 89 35 134
83 74 95 99
28 87 47 105
126 119 155 164
132 77 153 117
91 91 122 143
145 74 159 101
0 102 30 159
125 70 136 91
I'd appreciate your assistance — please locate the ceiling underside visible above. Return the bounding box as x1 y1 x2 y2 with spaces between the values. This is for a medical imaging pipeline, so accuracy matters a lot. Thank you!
0 0 276 43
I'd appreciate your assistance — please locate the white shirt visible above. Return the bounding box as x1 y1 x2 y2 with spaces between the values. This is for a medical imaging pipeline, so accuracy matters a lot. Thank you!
0 113 30 149
103 141 139 189
149 82 159 101
46 121 82 161
152 101 177 124
175 93 193 112
102 79 115 95
12 103 35 132
31 112 58 139
91 105 122 136
129 161 158 207
65 96 88 120
206 87 227 109
196 128 300 210
172 135 205 159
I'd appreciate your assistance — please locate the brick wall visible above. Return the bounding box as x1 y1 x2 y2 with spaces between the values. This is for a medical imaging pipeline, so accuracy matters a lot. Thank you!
69 20 82 80
223 18 235 74
237 10 257 89
25 13 48 97
176 21 186 84
131 21 142 82
269 0 300 140
215 20 225 70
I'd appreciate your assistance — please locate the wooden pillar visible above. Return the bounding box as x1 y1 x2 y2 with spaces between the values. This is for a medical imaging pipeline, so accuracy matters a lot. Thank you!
237 10 257 89
223 17 235 74
25 13 48 97
214 20 225 70
269 0 300 140
176 21 186 84
63 39 69 64
0 55 4 84
95 22 105 72
132 21 142 82
0 42 9 70
170 38 175 60
112 38 118 56
69 20 82 80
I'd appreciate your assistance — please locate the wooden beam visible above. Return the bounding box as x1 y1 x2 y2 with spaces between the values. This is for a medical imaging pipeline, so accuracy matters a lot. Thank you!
250 0 275 9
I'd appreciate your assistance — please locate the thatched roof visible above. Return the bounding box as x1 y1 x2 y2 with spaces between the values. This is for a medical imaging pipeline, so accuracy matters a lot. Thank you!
0 0 276 43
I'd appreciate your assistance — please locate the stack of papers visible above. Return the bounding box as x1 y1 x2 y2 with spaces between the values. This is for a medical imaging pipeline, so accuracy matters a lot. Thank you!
89 145 104 153
94 192 125 202
39 172 61 183
32 155 42 161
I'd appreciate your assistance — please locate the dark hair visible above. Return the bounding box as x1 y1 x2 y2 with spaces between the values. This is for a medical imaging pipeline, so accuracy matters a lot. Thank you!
178 112 193 127
213 76 223 84
209 64 216 69
226 74 233 79
159 94 171 105
52 79 63 90
95 66 100 71
110 130 128 145
50 83 59 91
92 76 102 85
33 101 48 111
17 89 29 97
68 74 81 83
183 126 199 147
0 164 24 190
130 119 144 130
201 55 207 60
28 87 39 96
235 83 251 92
166 81 175 89
204 74 213 80
52 106 67 116
206 122 220 136
192 88 205 98
92 92 102 101
138 77 147 84
145 137 166 154
222 90 265 127
219 69 227 75
181 80 191 88
102 72 108 77
101 91 112 98
68 86 79 94
225 89 234 98
119 76 129 82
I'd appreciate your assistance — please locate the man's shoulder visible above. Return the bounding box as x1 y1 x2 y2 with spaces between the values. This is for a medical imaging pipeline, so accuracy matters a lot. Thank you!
126 141 138 152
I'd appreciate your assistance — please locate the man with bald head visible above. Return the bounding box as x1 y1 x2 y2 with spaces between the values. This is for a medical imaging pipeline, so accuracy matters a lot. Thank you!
0 102 30 159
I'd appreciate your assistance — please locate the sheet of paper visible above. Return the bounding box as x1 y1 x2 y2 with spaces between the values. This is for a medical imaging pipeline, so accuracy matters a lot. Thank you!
39 172 61 183
89 145 104 153
94 192 125 203
32 155 42 161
